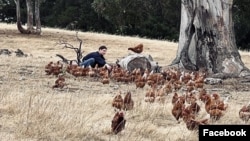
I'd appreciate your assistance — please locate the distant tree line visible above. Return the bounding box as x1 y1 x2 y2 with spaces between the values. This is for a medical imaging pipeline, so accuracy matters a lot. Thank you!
0 0 249 50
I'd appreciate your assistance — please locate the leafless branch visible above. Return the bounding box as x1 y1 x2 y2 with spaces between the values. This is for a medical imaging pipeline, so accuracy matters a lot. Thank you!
56 32 84 65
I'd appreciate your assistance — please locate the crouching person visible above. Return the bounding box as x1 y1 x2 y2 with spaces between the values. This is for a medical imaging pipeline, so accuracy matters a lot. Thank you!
80 45 112 70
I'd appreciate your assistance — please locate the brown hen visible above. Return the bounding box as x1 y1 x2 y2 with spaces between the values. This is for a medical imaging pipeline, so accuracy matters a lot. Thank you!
145 85 156 103
111 111 126 134
208 109 225 121
182 107 195 123
185 118 209 130
199 88 208 103
186 101 201 115
128 43 143 53
123 91 134 110
239 103 250 123
45 61 63 76
172 97 185 123
112 92 124 110
135 75 147 89
52 75 66 89
45 61 53 74
172 92 179 105
101 70 110 84
172 92 185 105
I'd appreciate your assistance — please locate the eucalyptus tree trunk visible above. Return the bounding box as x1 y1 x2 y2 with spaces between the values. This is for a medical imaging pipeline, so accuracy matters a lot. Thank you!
15 0 41 35
35 0 41 33
16 0 30 34
171 0 250 78
26 0 34 31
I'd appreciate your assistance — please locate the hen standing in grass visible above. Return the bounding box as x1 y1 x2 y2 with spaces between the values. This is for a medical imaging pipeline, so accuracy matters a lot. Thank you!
182 108 209 130
172 95 185 123
52 75 66 89
203 94 228 121
239 102 250 123
185 118 209 130
128 43 143 54
112 92 124 110
123 91 134 111
111 111 126 134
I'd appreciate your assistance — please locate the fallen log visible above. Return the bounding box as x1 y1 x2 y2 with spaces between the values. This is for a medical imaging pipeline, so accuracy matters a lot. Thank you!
117 54 161 73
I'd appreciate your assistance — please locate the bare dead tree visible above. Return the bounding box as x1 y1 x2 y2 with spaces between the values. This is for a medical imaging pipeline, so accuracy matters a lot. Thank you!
56 32 84 65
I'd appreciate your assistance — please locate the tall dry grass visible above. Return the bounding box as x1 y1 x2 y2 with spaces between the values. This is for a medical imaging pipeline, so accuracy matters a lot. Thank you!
0 23 250 141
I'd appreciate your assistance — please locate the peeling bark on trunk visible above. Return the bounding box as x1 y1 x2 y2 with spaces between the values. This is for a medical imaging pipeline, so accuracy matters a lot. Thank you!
171 0 250 78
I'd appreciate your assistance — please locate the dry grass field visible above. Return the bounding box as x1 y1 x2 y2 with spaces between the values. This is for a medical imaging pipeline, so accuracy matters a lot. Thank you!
0 23 250 141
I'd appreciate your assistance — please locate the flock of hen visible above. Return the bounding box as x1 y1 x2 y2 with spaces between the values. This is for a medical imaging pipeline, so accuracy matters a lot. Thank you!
44 43 250 135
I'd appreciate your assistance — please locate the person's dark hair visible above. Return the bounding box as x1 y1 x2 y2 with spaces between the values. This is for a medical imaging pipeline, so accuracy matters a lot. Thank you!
99 46 107 50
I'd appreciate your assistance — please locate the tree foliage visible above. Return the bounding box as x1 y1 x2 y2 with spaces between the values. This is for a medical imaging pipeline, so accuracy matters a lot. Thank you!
233 0 250 50
92 0 181 40
0 0 16 22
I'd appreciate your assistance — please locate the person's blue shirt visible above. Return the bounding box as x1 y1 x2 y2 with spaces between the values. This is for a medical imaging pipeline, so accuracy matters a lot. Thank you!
82 51 106 67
